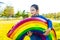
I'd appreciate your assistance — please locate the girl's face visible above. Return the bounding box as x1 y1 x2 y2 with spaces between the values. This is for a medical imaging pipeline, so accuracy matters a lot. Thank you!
27 31 32 36
30 7 38 16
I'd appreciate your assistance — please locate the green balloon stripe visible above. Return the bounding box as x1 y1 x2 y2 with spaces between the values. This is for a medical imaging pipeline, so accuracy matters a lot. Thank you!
16 27 52 40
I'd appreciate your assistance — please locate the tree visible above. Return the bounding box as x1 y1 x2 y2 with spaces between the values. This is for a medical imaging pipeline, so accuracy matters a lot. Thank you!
15 11 21 17
21 10 29 19
2 6 14 17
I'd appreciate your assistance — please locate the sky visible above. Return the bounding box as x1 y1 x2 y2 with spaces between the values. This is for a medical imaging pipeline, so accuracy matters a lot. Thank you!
0 0 60 14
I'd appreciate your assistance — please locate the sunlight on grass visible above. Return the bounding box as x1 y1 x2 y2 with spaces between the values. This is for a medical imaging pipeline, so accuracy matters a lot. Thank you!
0 19 60 40
0 20 20 40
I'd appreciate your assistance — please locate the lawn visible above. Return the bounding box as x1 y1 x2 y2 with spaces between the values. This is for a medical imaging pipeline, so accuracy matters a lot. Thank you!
0 19 60 40
0 19 19 40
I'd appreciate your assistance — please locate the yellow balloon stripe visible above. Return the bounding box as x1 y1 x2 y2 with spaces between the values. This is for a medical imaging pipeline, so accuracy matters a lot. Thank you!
11 21 47 39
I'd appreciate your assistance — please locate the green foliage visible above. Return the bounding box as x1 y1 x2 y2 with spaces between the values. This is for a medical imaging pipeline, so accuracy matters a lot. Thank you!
14 10 29 18
0 5 60 19
42 12 60 20
21 10 29 19
2 6 14 17
14 11 21 17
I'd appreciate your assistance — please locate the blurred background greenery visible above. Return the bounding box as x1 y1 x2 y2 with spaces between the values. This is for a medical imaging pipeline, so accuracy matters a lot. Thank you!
0 6 60 20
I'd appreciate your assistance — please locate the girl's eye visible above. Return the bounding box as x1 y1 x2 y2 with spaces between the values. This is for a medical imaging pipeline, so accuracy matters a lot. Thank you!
31 9 35 11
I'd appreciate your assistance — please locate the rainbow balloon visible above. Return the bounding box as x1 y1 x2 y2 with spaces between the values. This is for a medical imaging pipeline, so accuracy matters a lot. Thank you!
7 17 57 40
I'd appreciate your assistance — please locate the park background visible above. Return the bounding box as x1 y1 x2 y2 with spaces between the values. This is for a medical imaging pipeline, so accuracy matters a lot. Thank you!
0 0 60 40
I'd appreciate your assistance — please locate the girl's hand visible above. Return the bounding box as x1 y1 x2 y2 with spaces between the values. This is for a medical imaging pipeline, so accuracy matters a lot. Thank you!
43 28 51 36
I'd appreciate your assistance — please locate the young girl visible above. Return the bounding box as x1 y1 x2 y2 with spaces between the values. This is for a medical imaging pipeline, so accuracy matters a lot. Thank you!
23 31 32 40
30 4 52 40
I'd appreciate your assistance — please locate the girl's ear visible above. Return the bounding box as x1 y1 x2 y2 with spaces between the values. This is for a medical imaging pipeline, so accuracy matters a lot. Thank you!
37 10 39 13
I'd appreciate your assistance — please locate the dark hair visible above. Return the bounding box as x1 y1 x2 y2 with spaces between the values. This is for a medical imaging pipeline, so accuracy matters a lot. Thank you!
31 4 39 10
27 31 32 34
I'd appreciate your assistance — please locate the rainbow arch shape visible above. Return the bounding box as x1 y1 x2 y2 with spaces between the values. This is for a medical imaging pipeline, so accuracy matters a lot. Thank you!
7 17 57 40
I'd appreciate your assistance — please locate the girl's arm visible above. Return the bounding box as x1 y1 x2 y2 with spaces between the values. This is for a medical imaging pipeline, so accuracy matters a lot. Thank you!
43 28 51 36
44 19 52 36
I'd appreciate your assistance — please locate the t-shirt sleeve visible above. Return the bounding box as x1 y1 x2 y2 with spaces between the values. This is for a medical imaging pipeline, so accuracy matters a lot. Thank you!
23 36 30 40
47 19 53 29
38 15 53 29
32 15 53 29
